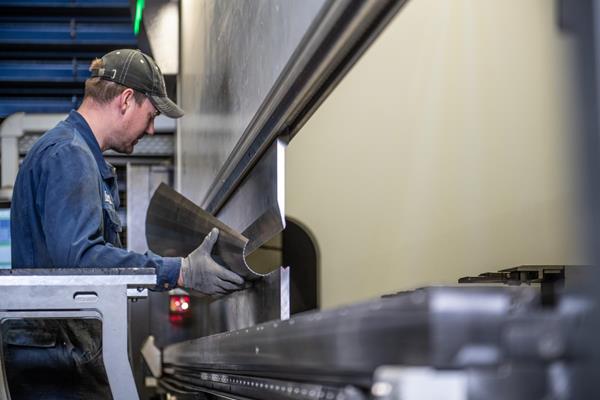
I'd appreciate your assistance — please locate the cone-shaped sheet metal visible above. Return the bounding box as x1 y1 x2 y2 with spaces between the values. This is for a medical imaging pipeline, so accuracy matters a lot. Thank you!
146 183 262 280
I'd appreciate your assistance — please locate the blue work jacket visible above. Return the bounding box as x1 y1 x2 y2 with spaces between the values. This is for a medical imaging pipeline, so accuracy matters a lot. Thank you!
10 110 180 289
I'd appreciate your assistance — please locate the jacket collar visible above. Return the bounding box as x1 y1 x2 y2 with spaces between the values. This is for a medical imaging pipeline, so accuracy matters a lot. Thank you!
65 110 116 181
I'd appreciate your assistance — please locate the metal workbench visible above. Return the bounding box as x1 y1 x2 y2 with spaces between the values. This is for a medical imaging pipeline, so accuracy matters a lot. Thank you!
0 268 156 400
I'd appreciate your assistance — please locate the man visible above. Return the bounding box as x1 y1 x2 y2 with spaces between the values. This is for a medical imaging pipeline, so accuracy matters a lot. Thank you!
5 49 244 399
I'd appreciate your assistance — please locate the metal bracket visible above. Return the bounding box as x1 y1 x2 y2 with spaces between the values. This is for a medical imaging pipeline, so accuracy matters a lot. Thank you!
128 287 149 299
371 367 467 400
141 335 162 378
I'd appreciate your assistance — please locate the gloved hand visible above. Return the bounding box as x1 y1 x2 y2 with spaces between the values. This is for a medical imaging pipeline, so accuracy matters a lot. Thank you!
179 227 245 296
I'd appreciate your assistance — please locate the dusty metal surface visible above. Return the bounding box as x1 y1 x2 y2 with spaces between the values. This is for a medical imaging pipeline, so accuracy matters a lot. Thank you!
216 139 286 254
162 266 290 348
178 0 327 205
196 0 410 215
142 0 179 75
203 266 289 336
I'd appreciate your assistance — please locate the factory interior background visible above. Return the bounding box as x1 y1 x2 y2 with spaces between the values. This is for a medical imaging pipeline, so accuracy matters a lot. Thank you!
1 0 599 399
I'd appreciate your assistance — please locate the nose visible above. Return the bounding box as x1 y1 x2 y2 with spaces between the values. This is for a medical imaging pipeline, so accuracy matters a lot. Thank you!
146 120 155 136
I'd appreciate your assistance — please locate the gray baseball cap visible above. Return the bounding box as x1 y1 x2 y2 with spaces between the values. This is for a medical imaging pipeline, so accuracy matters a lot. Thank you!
90 49 184 118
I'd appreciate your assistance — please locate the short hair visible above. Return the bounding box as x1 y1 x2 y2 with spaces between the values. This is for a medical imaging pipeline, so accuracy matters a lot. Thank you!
84 58 146 105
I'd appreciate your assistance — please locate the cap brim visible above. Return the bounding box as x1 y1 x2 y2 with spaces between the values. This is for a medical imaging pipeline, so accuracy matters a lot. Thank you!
149 95 185 119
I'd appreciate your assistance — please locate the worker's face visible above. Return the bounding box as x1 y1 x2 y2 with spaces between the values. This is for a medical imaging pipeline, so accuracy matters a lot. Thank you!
112 91 158 154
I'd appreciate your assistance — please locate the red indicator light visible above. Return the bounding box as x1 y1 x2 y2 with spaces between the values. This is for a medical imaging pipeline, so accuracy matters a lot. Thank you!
169 294 191 325
169 295 191 314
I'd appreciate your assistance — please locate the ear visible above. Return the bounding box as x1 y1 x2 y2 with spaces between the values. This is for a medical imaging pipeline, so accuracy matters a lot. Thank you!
118 88 136 114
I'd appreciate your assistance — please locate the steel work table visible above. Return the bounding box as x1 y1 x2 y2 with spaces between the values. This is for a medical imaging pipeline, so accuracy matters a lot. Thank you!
0 268 156 400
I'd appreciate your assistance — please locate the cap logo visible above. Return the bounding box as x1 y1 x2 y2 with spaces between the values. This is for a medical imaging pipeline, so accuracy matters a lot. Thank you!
95 67 117 79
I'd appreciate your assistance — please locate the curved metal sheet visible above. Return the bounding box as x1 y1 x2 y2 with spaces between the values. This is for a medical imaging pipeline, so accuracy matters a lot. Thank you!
145 183 261 280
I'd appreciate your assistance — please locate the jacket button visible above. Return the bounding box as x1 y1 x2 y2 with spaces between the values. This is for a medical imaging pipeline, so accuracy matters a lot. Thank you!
163 283 169 289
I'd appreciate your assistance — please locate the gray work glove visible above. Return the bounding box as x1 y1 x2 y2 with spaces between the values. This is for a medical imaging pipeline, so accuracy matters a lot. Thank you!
180 228 245 296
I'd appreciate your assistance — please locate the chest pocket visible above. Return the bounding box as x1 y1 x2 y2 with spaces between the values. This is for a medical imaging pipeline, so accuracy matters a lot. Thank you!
102 189 122 247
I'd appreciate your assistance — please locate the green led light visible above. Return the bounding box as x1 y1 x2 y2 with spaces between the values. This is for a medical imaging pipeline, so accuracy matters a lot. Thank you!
134 0 145 36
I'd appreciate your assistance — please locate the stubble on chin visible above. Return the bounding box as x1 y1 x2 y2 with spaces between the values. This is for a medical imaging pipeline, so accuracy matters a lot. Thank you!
107 142 134 155
121 144 134 155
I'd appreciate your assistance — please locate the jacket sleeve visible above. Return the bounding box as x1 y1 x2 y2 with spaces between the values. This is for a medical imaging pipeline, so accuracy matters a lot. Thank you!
37 143 181 289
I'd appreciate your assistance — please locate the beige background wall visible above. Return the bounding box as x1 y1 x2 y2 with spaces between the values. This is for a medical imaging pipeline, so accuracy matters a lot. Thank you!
286 0 588 309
